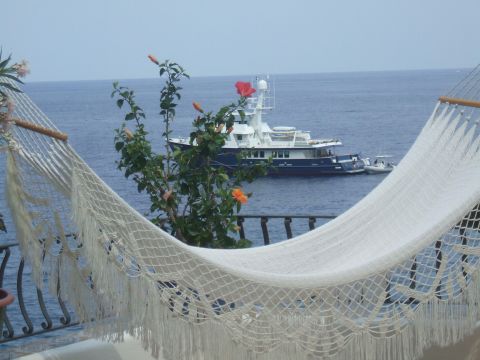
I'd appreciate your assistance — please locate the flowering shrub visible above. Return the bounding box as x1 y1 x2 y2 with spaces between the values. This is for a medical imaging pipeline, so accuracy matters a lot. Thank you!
112 57 269 248
0 50 29 232
0 52 29 131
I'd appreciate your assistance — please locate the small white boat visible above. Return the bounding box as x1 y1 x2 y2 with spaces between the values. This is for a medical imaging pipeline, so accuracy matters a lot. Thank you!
364 155 395 174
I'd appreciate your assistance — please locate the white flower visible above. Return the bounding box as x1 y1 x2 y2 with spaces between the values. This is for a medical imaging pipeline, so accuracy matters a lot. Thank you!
14 60 30 78
6 97 15 115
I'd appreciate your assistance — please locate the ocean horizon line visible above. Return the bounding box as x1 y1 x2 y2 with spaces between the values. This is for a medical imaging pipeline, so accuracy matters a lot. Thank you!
25 66 471 85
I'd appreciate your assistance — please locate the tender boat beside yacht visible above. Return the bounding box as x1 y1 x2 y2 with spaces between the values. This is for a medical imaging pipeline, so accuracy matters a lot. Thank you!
169 79 367 176
364 155 395 174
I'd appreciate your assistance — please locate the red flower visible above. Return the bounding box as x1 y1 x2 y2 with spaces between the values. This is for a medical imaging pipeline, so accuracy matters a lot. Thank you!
148 54 159 65
193 102 203 112
235 81 256 98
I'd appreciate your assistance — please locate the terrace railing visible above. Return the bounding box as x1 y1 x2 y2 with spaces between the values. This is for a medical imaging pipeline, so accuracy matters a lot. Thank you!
0 214 335 345
0 242 79 345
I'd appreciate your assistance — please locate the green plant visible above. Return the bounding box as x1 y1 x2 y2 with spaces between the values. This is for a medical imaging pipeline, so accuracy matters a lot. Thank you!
0 50 28 235
0 50 27 103
112 57 268 248
0 50 28 147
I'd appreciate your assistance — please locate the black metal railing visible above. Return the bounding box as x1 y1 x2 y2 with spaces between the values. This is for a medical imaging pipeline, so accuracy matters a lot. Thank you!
1 212 459 349
236 214 336 245
0 242 79 345
0 214 335 345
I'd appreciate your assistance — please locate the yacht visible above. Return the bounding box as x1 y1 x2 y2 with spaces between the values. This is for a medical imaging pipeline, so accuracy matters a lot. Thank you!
169 79 366 175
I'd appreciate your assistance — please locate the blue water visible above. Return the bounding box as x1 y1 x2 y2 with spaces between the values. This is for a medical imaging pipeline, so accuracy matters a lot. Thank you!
0 69 467 352
2 69 464 220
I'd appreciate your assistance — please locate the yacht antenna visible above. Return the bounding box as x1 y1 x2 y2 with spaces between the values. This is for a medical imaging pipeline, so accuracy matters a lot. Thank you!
273 76 276 110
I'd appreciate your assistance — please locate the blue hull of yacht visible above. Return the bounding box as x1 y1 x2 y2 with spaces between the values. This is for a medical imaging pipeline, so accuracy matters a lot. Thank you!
169 143 365 176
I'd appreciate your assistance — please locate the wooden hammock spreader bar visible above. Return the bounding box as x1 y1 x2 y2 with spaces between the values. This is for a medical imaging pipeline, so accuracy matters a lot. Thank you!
12 117 68 141
438 96 480 109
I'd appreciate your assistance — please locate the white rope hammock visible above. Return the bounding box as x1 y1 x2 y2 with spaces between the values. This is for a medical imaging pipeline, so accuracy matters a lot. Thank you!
3 67 480 360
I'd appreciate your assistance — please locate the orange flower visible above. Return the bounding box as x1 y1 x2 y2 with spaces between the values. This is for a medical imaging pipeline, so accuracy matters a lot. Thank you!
232 188 248 204
193 102 203 113
148 54 159 65
227 126 234 134
232 188 242 197
215 124 224 133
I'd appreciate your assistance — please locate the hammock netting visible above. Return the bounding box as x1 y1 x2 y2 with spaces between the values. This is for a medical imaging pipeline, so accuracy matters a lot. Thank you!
3 67 480 360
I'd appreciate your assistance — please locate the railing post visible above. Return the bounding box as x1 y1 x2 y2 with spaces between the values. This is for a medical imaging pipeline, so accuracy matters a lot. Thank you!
37 289 53 330
435 240 442 299
385 280 392 304
284 217 293 239
0 247 10 288
460 228 468 279
236 216 245 240
0 247 14 339
408 258 417 304
261 217 270 245
308 217 316 230
17 259 34 335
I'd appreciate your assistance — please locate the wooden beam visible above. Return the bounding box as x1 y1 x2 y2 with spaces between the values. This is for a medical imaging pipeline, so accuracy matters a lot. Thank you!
438 96 480 109
12 117 68 141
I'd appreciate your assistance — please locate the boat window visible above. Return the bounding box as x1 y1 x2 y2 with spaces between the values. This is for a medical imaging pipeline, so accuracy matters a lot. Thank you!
317 149 328 157
237 135 243 140
272 151 277 158
253 151 259 158
278 151 284 158
260 151 265 158
284 151 290 158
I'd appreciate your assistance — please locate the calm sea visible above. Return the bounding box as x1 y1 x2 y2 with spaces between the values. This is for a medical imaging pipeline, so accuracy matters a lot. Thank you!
2 69 465 218
0 69 467 352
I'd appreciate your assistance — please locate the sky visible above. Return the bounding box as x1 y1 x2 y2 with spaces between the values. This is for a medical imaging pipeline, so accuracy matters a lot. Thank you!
3 0 480 82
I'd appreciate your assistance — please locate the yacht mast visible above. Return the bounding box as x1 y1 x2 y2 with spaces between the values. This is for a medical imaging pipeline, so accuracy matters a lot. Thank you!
251 79 268 143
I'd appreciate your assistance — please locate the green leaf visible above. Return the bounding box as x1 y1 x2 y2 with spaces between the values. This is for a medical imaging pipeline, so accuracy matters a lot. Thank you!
115 141 124 151
238 109 245 121
1 73 23 83
136 156 147 169
0 82 22 93
125 113 135 121
0 54 12 69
